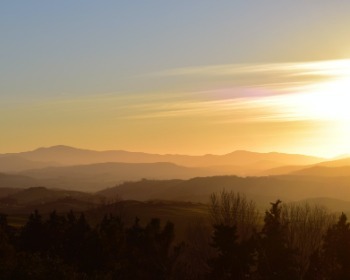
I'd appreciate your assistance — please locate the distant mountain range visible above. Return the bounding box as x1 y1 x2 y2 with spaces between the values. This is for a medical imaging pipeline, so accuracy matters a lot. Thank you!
3 146 350 231
291 166 350 177
18 162 212 191
0 155 59 173
263 158 350 177
0 173 39 189
1 145 324 170
2 145 350 192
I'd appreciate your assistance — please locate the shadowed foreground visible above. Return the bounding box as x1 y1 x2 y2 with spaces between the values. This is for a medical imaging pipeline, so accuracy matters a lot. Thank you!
0 192 349 280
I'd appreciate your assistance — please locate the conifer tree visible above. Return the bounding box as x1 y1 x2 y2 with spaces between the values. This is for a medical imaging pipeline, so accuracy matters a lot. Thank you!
257 200 297 280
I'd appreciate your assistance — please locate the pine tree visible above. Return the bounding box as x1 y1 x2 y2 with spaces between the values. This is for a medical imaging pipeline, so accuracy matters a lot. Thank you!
257 200 297 280
209 224 256 280
321 213 350 280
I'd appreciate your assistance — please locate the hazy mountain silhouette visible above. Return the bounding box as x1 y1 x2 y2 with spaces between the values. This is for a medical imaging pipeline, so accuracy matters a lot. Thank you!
316 157 350 167
18 162 213 191
0 186 101 215
0 146 324 171
0 186 97 205
0 172 39 189
98 175 350 205
4 176 350 219
259 156 350 176
261 165 309 176
0 155 59 172
292 166 350 177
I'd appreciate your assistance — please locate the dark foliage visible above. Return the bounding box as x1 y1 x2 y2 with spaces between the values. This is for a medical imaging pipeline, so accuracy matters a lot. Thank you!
0 200 349 279
0 210 175 280
208 224 256 279
257 200 298 280
306 213 350 280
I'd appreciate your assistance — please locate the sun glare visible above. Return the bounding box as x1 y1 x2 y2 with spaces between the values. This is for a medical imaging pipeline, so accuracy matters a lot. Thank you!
247 60 350 157
297 78 350 121
263 59 350 123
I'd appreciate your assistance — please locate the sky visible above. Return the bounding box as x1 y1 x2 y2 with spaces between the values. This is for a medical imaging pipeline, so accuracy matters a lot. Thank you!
2 1 350 157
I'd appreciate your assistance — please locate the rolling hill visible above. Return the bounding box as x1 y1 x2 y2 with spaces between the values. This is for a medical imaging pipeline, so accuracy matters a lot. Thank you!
0 186 102 215
0 155 59 173
259 156 350 176
98 175 350 207
18 162 212 191
316 157 350 168
292 166 350 177
0 146 324 172
0 173 39 189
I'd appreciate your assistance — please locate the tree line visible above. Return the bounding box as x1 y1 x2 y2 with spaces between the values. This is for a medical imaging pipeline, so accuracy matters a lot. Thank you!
0 190 350 279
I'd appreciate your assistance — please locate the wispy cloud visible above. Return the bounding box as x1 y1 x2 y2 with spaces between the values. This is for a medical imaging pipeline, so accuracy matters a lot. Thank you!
149 60 350 98
120 95 306 123
154 59 350 78
21 59 350 125
125 59 350 122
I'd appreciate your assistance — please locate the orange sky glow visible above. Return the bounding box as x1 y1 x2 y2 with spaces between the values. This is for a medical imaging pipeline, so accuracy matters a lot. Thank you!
2 59 350 158
2 2 350 157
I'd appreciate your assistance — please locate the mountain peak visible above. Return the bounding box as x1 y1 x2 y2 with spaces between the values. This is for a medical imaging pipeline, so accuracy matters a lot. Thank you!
35 145 79 151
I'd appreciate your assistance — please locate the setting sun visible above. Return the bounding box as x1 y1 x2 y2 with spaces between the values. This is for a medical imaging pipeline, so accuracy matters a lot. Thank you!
307 78 350 121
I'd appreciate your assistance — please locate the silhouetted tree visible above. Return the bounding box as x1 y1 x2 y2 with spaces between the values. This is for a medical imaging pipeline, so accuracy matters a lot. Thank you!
6 198 350 279
257 200 297 280
0 214 16 279
64 212 100 273
308 213 350 280
171 220 214 280
209 190 259 241
209 223 256 280
281 202 335 278
45 211 67 256
123 218 175 280
20 210 47 253
98 213 125 272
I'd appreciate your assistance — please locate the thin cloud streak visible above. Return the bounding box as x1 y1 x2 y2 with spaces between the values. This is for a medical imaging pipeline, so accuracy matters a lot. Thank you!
155 59 350 78
120 95 310 123
13 59 350 138
149 60 350 99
